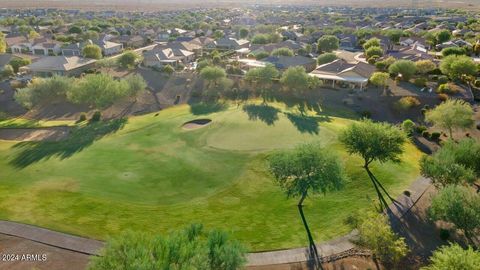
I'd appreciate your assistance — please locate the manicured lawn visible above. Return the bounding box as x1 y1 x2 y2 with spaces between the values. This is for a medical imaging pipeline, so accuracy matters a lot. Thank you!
0 102 422 251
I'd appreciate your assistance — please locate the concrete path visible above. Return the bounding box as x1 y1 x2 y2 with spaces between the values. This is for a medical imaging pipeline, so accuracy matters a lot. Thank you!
0 221 103 255
0 176 432 266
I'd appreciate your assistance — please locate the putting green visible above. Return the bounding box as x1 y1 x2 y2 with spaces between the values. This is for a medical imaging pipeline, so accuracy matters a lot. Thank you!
0 102 422 250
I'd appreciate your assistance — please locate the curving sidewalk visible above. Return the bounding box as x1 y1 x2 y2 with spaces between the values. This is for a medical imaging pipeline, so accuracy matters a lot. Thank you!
0 176 431 266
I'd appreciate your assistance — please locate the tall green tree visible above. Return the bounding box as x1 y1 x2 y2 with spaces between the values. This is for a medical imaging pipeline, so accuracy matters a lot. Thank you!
369 72 390 92
339 119 406 210
89 224 246 270
388 60 417 81
245 64 279 103
420 138 479 188
421 244 480 270
428 185 480 241
317 35 339 53
439 55 477 80
117 50 140 69
354 211 408 267
280 66 310 96
268 143 347 206
271 47 294 57
425 99 474 139
200 66 227 88
82 44 102 59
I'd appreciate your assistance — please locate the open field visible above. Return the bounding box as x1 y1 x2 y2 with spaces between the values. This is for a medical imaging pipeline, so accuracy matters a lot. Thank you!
1 0 480 11
0 102 422 251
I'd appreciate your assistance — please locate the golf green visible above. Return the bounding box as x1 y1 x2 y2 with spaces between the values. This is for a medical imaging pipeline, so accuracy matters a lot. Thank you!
0 102 422 251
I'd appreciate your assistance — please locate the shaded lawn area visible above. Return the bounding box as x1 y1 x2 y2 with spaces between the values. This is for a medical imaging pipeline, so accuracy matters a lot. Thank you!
0 102 422 251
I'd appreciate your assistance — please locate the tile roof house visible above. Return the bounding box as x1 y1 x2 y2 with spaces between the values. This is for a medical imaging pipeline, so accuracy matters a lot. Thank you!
215 38 250 50
309 59 375 89
250 40 304 55
21 56 97 77
261 55 317 72
92 39 123 56
143 46 195 68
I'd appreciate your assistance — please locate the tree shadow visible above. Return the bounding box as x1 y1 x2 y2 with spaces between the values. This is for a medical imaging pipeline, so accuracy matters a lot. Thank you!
9 118 127 169
189 102 227 115
285 113 328 135
242 104 280 126
298 205 324 270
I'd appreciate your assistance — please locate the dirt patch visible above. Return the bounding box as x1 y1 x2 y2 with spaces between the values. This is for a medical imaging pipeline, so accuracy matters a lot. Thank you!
182 119 212 130
0 127 70 141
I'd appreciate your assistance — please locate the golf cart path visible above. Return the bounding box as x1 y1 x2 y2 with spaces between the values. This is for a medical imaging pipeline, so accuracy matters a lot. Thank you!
0 177 431 266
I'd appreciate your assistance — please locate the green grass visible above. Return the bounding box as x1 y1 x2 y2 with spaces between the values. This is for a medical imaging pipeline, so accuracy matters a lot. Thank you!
0 118 76 128
0 102 423 251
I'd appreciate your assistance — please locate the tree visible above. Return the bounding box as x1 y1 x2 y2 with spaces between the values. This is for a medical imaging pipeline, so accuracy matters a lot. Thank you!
239 28 249 39
271 47 294 57
317 35 339 53
1 65 14 78
0 32 6 53
280 66 310 96
117 50 140 69
339 119 406 210
354 211 408 266
369 72 390 92
421 138 480 188
384 29 404 43
162 64 175 75
365 46 383 60
436 30 452 44
428 185 480 240
124 74 147 97
440 55 477 80
441 47 466 57
245 64 279 103
317 52 337 65
68 25 82 34
213 30 224 40
15 76 74 109
415 60 436 75
28 30 40 41
9 58 31 73
82 44 102 59
421 244 480 270
89 224 246 270
268 143 346 206
200 66 226 88
363 38 381 50
388 60 417 81
425 99 474 139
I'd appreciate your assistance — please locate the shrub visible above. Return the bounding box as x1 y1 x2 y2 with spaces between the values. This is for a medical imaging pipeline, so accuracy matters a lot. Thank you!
439 229 450 241
78 113 87 122
395 96 421 110
360 110 371 118
416 125 427 134
438 75 449 84
402 119 416 135
437 83 459 95
431 132 441 140
90 111 101 123
422 130 431 138
414 77 427 87
438 93 449 101
317 53 337 65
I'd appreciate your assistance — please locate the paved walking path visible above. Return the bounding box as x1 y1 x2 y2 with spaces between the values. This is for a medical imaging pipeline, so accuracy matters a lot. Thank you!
0 176 431 266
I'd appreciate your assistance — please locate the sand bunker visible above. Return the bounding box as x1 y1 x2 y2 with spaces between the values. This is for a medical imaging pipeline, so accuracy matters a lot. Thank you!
182 119 212 130
0 127 71 141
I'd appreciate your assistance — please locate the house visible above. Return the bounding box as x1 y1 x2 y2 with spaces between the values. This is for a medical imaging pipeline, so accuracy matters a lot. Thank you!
261 55 317 72
309 59 375 90
5 35 30 54
386 45 435 62
21 56 97 77
435 39 473 51
215 38 250 50
281 30 304 41
399 36 428 49
143 46 195 68
30 38 62 56
61 42 85 56
93 39 123 56
250 40 304 55
112 35 144 49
